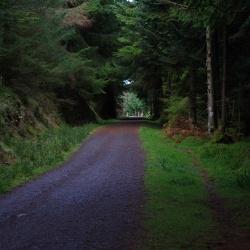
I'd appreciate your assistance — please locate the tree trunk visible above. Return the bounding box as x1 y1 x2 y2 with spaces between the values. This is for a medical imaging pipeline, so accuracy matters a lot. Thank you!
152 90 161 119
188 67 197 129
151 72 163 119
219 25 227 132
237 80 242 140
206 26 216 137
213 29 220 126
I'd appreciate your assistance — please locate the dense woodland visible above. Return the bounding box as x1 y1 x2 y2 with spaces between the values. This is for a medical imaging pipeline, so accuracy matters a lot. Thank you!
1 0 250 140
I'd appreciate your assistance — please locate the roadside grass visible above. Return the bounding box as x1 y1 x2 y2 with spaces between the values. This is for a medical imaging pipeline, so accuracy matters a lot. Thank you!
140 127 215 249
141 126 250 249
173 136 250 229
0 123 100 194
193 139 250 229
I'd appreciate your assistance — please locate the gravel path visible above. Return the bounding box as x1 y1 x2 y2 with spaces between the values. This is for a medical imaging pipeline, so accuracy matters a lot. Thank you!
0 119 146 250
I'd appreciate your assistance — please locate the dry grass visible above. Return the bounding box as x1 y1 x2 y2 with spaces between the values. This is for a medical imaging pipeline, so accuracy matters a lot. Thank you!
163 117 207 142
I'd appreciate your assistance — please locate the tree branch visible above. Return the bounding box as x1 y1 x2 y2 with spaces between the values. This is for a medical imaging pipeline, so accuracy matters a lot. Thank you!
160 0 189 9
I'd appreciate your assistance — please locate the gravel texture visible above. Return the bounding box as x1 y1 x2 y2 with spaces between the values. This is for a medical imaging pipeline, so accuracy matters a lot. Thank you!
0 119 146 250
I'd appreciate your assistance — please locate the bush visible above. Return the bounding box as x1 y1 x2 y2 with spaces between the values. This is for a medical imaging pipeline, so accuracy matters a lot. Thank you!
163 96 188 126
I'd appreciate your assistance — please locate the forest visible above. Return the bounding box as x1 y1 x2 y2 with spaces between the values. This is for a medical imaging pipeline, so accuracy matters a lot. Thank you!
1 0 250 140
1 1 250 248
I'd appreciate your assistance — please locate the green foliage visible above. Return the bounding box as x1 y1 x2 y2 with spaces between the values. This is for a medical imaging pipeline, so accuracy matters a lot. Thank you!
115 0 250 136
115 42 142 62
0 2 67 87
0 0 124 134
120 92 147 116
85 0 120 58
0 84 18 126
165 96 188 117
0 84 61 137
162 96 188 125
115 2 142 63
1 0 250 137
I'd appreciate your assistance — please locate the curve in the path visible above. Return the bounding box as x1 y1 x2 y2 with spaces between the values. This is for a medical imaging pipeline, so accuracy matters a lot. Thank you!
0 120 146 250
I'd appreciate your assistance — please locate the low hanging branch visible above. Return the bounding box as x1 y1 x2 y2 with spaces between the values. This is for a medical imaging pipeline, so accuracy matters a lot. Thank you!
160 0 189 9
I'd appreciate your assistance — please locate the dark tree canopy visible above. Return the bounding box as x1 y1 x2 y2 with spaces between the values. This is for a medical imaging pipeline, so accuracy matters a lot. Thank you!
0 0 249 138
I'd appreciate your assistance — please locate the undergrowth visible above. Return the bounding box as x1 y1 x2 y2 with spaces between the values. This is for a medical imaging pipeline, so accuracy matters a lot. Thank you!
140 127 215 249
0 123 100 194
0 84 61 137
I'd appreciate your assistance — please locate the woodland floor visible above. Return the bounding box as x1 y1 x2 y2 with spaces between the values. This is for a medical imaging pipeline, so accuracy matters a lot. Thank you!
0 119 250 249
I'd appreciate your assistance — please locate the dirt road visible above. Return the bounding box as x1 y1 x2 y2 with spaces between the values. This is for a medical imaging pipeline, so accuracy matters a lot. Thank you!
0 120 146 250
